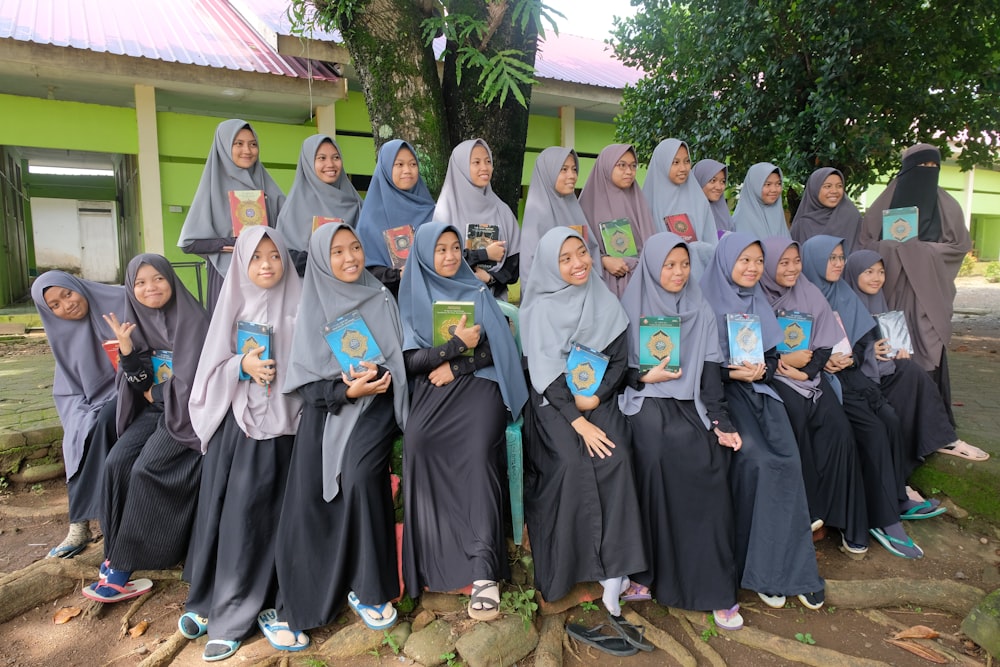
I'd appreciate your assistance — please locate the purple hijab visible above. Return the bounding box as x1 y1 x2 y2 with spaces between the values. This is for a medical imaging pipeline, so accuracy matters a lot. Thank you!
692 159 733 233
790 168 861 254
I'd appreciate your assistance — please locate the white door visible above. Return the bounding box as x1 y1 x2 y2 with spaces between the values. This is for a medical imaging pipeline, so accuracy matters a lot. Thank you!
79 201 119 282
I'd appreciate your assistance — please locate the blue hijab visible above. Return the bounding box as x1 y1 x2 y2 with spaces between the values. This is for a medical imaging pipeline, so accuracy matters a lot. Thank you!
800 235 877 347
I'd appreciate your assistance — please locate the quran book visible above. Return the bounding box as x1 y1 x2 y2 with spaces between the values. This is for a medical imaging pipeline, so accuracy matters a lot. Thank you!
151 350 173 385
466 223 501 268
382 224 415 270
312 216 344 232
830 312 852 357
875 310 914 358
102 340 120 372
638 315 681 371
881 206 918 242
775 310 814 354
322 310 386 371
567 224 588 241
726 314 764 366
432 301 475 357
664 214 698 243
228 190 267 236
598 218 638 258
236 321 272 381
565 342 610 397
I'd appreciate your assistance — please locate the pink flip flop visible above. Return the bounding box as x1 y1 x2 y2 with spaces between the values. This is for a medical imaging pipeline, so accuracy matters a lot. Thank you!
937 440 989 461
620 581 652 602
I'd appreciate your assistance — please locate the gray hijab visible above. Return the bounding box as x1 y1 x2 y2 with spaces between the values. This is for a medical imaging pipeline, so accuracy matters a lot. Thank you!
282 223 409 501
177 119 286 275
521 227 629 394
692 159 733 233
732 162 790 239
790 168 861 254
275 134 363 254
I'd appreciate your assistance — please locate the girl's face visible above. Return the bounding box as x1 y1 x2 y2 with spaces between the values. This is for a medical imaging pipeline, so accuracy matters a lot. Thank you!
610 149 638 190
231 128 259 169
818 173 845 209
659 246 690 293
558 236 592 286
668 145 692 186
329 228 365 283
133 264 173 309
391 147 419 190
702 169 726 203
248 235 283 289
825 244 846 282
774 245 802 288
730 243 764 288
314 141 343 184
469 144 493 188
433 231 463 278
554 154 578 196
44 287 89 321
856 260 886 295
760 172 782 205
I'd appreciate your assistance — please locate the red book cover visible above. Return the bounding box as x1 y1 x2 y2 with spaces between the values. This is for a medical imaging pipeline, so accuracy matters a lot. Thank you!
665 213 698 243
312 216 344 232
228 190 267 236
382 224 415 269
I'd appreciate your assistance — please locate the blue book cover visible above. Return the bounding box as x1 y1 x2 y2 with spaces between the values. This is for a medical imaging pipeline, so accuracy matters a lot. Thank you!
775 310 814 354
151 350 173 385
565 342 610 397
726 314 764 366
881 206 918 242
639 315 681 371
237 321 272 381
323 309 386 372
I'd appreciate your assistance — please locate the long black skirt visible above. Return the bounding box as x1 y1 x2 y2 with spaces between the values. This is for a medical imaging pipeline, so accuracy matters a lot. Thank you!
276 394 399 631
880 358 957 473
67 398 118 523
101 405 203 570
184 413 294 641
524 389 645 603
773 378 868 545
628 397 736 612
402 374 510 594
724 382 823 596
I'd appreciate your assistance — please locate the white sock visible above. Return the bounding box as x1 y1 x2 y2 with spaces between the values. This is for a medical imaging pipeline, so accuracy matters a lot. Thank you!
601 577 624 616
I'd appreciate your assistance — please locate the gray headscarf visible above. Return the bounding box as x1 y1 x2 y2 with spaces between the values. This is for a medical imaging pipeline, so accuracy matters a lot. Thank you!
692 159 733 233
731 162 790 239
282 223 409 501
790 168 861 254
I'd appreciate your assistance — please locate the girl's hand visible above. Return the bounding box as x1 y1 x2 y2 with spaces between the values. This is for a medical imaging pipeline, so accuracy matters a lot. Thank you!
727 361 765 383
343 361 392 398
714 428 742 451
453 314 481 349
485 240 506 262
143 387 154 404
601 255 629 278
874 337 895 361
894 347 910 360
428 362 455 387
574 393 600 412
781 349 812 368
639 357 682 384
777 359 808 381
241 345 274 387
103 312 136 356
824 352 852 373
570 416 616 458
474 267 492 284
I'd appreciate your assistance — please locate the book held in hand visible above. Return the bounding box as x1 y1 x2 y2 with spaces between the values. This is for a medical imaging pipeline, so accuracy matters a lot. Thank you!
383 224 415 270
830 312 853 357
726 314 764 366
881 206 918 242
312 216 344 232
565 342 610 397
775 310 814 354
432 301 475 356
152 350 173 385
323 310 386 371
237 321 272 381
875 310 914 358
639 315 681 371
664 213 698 243
598 218 638 258
228 190 267 236
103 340 120 371
466 223 501 268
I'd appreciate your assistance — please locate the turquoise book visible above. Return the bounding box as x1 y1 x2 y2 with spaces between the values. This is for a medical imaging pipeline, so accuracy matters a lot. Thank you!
775 310 814 354
726 314 764 366
881 206 918 242
565 342 610 397
151 350 173 385
323 309 386 371
638 315 681 371
237 320 272 381
598 218 638 258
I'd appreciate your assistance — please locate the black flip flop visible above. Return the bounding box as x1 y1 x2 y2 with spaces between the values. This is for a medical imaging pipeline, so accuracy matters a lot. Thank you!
566 623 639 657
608 613 655 652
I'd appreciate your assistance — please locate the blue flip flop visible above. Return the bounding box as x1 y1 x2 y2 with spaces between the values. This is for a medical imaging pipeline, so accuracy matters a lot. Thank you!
870 528 924 559
47 543 88 559
203 639 240 662
348 591 397 630
178 611 208 639
256 608 310 652
900 500 947 521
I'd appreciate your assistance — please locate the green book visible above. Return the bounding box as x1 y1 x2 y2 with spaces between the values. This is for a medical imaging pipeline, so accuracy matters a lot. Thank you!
433 301 475 356
639 315 681 371
598 218 638 258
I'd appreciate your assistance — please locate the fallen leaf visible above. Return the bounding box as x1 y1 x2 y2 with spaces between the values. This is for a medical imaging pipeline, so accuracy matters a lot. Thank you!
128 620 150 638
53 606 82 624
885 638 948 664
893 625 940 640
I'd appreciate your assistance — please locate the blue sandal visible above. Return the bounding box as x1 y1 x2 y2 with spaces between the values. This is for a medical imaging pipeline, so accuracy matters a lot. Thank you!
47 543 88 559
870 528 924 559
179 611 209 639
900 500 947 521
203 639 240 662
348 590 398 630
256 609 310 652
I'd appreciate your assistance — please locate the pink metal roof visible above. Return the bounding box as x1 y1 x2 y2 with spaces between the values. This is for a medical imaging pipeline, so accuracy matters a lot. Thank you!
535 31 642 89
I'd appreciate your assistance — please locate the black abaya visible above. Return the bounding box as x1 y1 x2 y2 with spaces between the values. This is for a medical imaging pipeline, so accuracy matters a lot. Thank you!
67 398 118 523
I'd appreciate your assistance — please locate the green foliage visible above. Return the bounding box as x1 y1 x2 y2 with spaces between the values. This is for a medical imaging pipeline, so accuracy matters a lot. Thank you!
985 262 1000 283
396 593 417 615
579 600 599 612
382 629 402 655
500 586 539 628
701 614 719 641
959 252 977 277
440 651 462 667
612 0 1000 193
30 483 43 495
302 658 328 667
794 632 816 645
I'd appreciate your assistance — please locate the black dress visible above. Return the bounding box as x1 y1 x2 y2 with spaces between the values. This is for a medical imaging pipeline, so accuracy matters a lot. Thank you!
524 333 645 603
275 378 400 631
401 336 510 594
627 361 737 612
67 398 118 523
183 412 294 641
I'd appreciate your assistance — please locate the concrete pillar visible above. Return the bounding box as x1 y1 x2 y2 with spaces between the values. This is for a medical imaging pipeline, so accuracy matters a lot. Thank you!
133 84 164 254
559 106 575 148
315 104 337 139
963 165 975 231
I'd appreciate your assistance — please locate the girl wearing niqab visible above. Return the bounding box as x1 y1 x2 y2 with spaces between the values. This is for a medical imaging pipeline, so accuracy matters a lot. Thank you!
275 134 363 276
32 272 124 558
692 159 733 233
731 163 791 238
178 119 286 313
790 168 862 253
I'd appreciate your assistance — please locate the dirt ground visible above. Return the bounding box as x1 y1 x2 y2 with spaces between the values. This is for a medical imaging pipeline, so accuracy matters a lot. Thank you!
0 283 998 666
